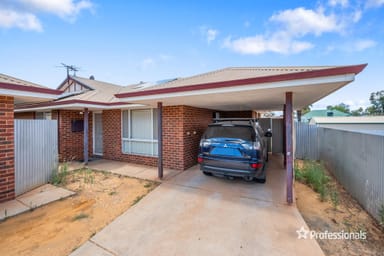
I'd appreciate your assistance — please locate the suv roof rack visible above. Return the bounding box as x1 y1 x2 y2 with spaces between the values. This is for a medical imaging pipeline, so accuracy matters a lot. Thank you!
212 118 259 124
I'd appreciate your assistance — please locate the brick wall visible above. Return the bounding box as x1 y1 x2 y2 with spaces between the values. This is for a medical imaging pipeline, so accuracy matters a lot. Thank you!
162 106 185 170
182 106 213 169
14 111 35 119
0 96 15 202
58 110 93 162
102 106 212 171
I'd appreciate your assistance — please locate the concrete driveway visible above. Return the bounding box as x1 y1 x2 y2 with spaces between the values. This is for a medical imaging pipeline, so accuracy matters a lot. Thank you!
71 155 324 256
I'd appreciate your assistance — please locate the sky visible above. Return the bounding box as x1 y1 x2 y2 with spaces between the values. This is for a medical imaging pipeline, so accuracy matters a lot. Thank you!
0 0 383 110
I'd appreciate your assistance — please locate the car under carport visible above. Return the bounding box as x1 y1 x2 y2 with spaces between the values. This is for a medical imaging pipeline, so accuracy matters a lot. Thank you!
115 64 367 204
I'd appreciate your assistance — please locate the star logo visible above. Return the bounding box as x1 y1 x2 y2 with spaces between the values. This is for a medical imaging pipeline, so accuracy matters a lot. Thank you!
296 226 309 239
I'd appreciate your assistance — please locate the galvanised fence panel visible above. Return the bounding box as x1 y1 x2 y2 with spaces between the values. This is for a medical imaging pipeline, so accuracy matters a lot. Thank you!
296 122 384 222
319 128 384 222
15 120 58 196
271 118 284 154
295 122 320 160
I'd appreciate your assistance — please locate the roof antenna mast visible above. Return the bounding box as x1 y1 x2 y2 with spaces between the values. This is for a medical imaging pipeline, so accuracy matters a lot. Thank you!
60 63 80 78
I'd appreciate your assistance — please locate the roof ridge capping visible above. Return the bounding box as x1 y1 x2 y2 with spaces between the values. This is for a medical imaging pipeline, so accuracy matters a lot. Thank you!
115 63 368 98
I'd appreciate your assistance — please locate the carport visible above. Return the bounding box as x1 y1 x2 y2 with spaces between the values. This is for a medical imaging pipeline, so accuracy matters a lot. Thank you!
116 64 366 204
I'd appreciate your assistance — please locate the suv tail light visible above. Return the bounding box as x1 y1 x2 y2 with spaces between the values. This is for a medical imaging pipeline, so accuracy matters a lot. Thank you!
197 157 203 163
250 163 262 169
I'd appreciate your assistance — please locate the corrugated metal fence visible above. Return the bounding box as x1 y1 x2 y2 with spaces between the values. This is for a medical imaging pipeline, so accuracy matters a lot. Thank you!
295 122 384 222
15 120 58 196
295 122 320 160
259 118 284 153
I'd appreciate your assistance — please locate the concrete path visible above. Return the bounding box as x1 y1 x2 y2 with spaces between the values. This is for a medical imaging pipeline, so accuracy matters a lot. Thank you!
0 184 75 220
67 159 179 182
71 156 324 256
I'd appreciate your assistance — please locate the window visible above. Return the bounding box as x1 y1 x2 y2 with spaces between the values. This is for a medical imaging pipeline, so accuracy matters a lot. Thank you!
35 111 52 120
122 109 158 156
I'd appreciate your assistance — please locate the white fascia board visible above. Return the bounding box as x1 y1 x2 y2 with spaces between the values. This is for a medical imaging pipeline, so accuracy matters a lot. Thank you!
0 88 58 99
15 103 146 112
117 74 355 102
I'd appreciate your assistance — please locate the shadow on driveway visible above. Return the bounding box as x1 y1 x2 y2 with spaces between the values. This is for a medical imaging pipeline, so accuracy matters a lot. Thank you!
71 154 324 256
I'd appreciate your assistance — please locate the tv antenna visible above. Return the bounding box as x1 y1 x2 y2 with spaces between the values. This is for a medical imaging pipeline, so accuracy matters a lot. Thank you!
59 63 80 77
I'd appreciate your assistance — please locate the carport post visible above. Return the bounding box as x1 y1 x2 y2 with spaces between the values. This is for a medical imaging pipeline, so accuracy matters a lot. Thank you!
297 110 302 122
83 108 89 165
157 102 163 179
285 92 293 204
283 104 286 167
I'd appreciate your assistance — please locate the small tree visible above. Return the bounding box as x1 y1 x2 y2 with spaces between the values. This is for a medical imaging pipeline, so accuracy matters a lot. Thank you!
368 90 384 115
350 107 364 116
301 105 312 115
327 103 350 114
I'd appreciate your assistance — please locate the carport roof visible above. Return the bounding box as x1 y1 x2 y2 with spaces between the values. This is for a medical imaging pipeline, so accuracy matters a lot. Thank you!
115 64 367 111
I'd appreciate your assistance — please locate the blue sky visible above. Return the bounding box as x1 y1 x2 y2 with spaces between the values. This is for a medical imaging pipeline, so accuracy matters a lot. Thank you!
0 0 383 110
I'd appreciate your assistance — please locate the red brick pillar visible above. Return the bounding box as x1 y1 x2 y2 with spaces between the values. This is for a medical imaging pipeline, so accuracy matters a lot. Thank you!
0 96 15 202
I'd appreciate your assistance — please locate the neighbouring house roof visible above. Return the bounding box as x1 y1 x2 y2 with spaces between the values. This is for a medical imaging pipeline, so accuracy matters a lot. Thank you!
302 109 350 121
15 64 367 112
0 73 48 88
15 75 140 111
56 76 125 104
0 73 62 104
310 116 384 124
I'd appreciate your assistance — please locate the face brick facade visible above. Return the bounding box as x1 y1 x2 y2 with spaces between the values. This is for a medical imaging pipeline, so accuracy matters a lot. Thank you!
14 106 251 173
57 110 93 162
0 96 15 202
101 106 213 171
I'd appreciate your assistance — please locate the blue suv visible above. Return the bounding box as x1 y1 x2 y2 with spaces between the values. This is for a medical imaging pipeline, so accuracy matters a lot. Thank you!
198 119 272 183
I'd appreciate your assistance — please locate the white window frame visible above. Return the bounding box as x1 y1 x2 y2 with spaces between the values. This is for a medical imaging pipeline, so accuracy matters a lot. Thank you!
121 108 158 156
36 111 52 120
93 111 103 156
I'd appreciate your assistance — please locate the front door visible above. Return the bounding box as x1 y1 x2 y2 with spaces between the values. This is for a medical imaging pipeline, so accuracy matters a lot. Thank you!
93 112 103 155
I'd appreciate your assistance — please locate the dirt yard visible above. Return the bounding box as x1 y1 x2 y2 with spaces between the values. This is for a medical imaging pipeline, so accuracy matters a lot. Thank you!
295 165 384 256
0 169 158 256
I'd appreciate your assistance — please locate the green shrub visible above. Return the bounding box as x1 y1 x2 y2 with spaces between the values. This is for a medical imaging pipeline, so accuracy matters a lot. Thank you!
330 189 340 209
82 168 94 184
51 163 69 186
72 213 89 221
295 160 330 201
379 204 384 226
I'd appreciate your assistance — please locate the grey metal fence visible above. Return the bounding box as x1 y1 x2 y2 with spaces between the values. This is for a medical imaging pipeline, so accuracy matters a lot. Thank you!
15 120 58 196
295 122 319 160
295 122 384 222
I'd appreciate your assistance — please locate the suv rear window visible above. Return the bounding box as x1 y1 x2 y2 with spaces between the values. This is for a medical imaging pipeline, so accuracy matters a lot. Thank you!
203 125 255 141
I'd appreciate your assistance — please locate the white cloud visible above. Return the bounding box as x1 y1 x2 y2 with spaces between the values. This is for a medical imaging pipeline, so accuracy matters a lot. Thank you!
0 0 93 31
223 33 313 55
352 39 377 51
223 5 373 55
365 0 384 8
138 54 173 71
224 7 342 55
325 39 377 53
328 0 349 8
200 26 219 44
352 10 362 23
18 0 93 20
140 58 155 70
270 7 342 37
0 9 42 31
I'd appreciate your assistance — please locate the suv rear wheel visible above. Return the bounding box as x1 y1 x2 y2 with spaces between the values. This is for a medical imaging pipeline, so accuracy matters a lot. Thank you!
203 171 212 176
